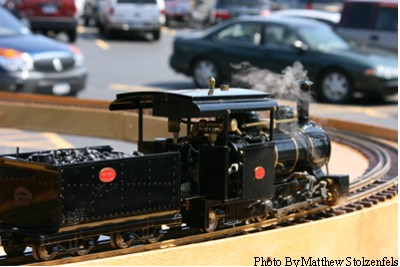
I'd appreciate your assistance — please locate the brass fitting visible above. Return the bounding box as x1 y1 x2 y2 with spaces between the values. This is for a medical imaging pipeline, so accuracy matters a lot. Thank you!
208 77 216 96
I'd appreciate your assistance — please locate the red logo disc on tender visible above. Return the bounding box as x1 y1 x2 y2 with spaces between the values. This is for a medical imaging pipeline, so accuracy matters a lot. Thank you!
99 167 117 183
254 166 265 180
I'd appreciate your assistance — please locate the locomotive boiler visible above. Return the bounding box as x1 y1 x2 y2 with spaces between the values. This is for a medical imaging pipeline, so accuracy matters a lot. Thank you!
0 80 349 261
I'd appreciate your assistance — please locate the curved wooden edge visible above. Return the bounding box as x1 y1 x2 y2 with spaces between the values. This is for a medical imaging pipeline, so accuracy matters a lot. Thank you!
66 197 398 266
311 117 398 142
0 92 110 109
0 96 397 143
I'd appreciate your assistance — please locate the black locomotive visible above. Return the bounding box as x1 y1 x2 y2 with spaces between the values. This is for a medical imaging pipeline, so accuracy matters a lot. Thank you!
0 81 348 261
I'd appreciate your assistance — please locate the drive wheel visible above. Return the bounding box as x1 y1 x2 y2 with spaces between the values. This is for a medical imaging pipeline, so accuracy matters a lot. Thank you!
192 58 220 88
32 245 56 261
317 69 353 103
204 210 219 233
3 243 26 257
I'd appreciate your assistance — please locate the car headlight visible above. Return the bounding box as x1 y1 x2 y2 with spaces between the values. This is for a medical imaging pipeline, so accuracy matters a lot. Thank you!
365 66 398 79
0 48 33 72
69 45 84 67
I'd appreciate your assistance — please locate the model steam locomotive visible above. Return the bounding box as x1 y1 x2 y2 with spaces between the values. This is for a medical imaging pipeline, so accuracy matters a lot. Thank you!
0 81 348 261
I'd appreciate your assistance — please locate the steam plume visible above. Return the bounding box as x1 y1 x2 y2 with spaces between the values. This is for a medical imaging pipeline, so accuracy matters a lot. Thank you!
231 61 311 101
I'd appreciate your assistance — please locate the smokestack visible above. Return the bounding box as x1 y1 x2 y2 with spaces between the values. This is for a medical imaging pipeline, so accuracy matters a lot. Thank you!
297 80 313 126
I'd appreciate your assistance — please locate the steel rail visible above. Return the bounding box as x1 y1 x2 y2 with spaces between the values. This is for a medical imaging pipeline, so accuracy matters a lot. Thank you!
329 131 392 191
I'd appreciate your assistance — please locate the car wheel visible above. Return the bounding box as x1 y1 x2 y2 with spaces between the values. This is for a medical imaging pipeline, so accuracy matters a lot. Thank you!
67 29 77 43
192 58 220 88
317 69 353 103
84 15 90 26
152 29 161 40
104 24 113 39
98 22 105 34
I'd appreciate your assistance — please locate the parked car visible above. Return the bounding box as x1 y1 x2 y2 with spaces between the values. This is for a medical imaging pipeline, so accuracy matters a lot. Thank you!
17 0 79 42
270 0 344 12
269 9 340 27
336 0 398 53
0 6 88 96
169 16 397 103
165 0 189 26
97 0 166 40
189 0 272 29
82 0 100 26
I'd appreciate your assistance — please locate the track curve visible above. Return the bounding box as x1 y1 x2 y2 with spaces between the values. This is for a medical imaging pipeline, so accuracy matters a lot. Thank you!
0 129 395 266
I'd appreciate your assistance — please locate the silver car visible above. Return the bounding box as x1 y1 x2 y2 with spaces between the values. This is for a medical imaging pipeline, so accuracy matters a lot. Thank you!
336 0 397 52
97 0 166 40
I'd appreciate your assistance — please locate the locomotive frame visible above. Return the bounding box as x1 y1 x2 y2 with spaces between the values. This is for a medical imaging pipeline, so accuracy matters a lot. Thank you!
0 81 349 261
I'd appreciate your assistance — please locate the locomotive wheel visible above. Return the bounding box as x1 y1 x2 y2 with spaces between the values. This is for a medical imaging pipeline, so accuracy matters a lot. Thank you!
146 228 164 244
32 245 56 261
3 243 26 257
325 179 341 206
74 237 97 256
251 215 267 223
110 232 135 249
75 247 91 256
204 210 219 233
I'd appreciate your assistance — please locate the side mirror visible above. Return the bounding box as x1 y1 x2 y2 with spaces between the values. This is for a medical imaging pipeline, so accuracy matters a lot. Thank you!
293 40 308 52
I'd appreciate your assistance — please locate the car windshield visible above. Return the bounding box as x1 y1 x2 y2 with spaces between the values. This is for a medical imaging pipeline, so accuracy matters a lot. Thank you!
0 9 31 37
297 24 351 50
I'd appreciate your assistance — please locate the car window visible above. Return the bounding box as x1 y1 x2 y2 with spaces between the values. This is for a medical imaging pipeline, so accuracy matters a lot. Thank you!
297 24 350 51
263 24 297 48
214 22 262 45
342 3 372 29
375 7 397 32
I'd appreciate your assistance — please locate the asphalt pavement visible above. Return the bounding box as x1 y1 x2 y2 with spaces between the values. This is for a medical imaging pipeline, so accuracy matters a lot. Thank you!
0 24 397 155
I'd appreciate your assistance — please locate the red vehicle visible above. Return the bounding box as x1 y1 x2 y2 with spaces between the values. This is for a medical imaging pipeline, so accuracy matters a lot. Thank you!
18 0 78 42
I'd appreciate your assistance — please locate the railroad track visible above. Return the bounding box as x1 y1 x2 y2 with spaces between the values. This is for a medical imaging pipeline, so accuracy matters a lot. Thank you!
0 129 396 266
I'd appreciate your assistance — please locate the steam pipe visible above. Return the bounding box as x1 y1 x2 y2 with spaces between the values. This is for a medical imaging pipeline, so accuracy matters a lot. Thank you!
297 80 313 126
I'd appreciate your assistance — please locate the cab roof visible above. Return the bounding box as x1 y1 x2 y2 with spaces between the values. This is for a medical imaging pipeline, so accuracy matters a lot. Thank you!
109 88 278 117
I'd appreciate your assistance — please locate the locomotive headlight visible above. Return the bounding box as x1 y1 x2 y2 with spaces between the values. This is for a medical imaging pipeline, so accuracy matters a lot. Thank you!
0 48 33 72
365 66 398 79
